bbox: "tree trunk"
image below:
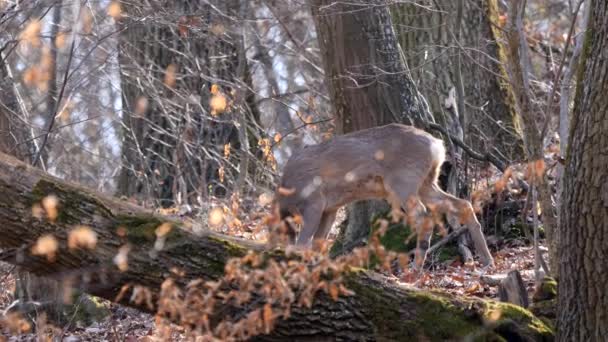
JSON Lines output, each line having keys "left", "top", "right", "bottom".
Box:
{"left": 117, "top": 0, "right": 250, "bottom": 206}
{"left": 310, "top": 0, "right": 432, "bottom": 254}
{"left": 503, "top": 1, "right": 558, "bottom": 273}
{"left": 392, "top": 0, "right": 523, "bottom": 164}
{"left": 557, "top": 1, "right": 608, "bottom": 340}
{"left": 0, "top": 151, "right": 552, "bottom": 340}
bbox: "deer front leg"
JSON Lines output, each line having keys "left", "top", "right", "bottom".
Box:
{"left": 295, "top": 202, "right": 325, "bottom": 247}
{"left": 313, "top": 209, "right": 337, "bottom": 242}
{"left": 458, "top": 205, "right": 494, "bottom": 267}
{"left": 384, "top": 176, "right": 431, "bottom": 270}
{"left": 421, "top": 183, "right": 495, "bottom": 267}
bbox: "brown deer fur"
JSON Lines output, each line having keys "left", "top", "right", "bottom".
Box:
{"left": 276, "top": 124, "right": 494, "bottom": 267}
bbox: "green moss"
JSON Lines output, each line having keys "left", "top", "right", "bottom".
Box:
{"left": 114, "top": 214, "right": 165, "bottom": 244}
{"left": 409, "top": 291, "right": 481, "bottom": 339}
{"left": 345, "top": 271, "right": 553, "bottom": 341}
{"left": 540, "top": 277, "right": 557, "bottom": 298}
{"left": 436, "top": 244, "right": 459, "bottom": 262}
{"left": 486, "top": 301, "right": 554, "bottom": 341}
{"left": 63, "top": 294, "right": 110, "bottom": 326}
{"left": 31, "top": 179, "right": 114, "bottom": 224}
{"left": 207, "top": 235, "right": 248, "bottom": 258}
{"left": 372, "top": 220, "right": 415, "bottom": 253}
{"left": 485, "top": 0, "right": 525, "bottom": 157}
{"left": 346, "top": 275, "right": 482, "bottom": 341}
{"left": 369, "top": 211, "right": 457, "bottom": 262}
{"left": 533, "top": 277, "right": 557, "bottom": 302}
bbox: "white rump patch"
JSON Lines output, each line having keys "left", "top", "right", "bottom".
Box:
{"left": 429, "top": 138, "right": 446, "bottom": 166}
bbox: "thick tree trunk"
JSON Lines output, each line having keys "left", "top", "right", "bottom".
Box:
{"left": 557, "top": 1, "right": 608, "bottom": 340}
{"left": 310, "top": 0, "right": 432, "bottom": 254}
{"left": 0, "top": 151, "right": 552, "bottom": 340}
{"left": 392, "top": 0, "right": 523, "bottom": 163}
{"left": 117, "top": 0, "right": 247, "bottom": 205}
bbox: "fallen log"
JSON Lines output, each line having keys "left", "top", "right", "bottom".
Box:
{"left": 0, "top": 152, "right": 553, "bottom": 341}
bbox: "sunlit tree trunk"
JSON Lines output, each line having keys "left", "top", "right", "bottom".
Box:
{"left": 557, "top": 1, "right": 608, "bottom": 339}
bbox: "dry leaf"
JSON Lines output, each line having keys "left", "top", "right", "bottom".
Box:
{"left": 135, "top": 96, "right": 148, "bottom": 116}
{"left": 277, "top": 187, "right": 296, "bottom": 196}
{"left": 31, "top": 203, "right": 44, "bottom": 219}
{"left": 224, "top": 143, "right": 231, "bottom": 158}
{"left": 114, "top": 245, "right": 131, "bottom": 271}
{"left": 164, "top": 64, "right": 177, "bottom": 88}
{"left": 55, "top": 31, "right": 69, "bottom": 49}
{"left": 210, "top": 94, "right": 227, "bottom": 115}
{"left": 68, "top": 225, "right": 98, "bottom": 250}
{"left": 209, "top": 207, "right": 224, "bottom": 226}
{"left": 41, "top": 195, "right": 59, "bottom": 222}
{"left": 81, "top": 10, "right": 93, "bottom": 34}
{"left": 31, "top": 234, "right": 58, "bottom": 261}
{"left": 155, "top": 222, "right": 172, "bottom": 237}
{"left": 210, "top": 23, "right": 225, "bottom": 36}
{"left": 19, "top": 20, "right": 41, "bottom": 48}
{"left": 107, "top": 1, "right": 122, "bottom": 19}
{"left": 258, "top": 192, "right": 273, "bottom": 206}
{"left": 210, "top": 84, "right": 220, "bottom": 95}
{"left": 218, "top": 166, "right": 225, "bottom": 183}
{"left": 262, "top": 303, "right": 274, "bottom": 333}
{"left": 329, "top": 283, "right": 339, "bottom": 301}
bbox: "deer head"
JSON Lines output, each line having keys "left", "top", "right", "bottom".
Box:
{"left": 276, "top": 123, "right": 494, "bottom": 268}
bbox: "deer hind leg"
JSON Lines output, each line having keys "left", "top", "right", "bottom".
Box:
{"left": 295, "top": 201, "right": 325, "bottom": 247}
{"left": 420, "top": 182, "right": 495, "bottom": 267}
{"left": 313, "top": 209, "right": 337, "bottom": 242}
{"left": 384, "top": 175, "right": 431, "bottom": 270}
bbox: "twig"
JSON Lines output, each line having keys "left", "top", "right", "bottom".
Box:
{"left": 532, "top": 184, "right": 541, "bottom": 282}
{"left": 271, "top": 118, "right": 333, "bottom": 148}
{"left": 454, "top": 0, "right": 467, "bottom": 139}
{"left": 425, "top": 227, "right": 467, "bottom": 255}
{"left": 427, "top": 122, "right": 507, "bottom": 171}
{"left": 32, "top": 27, "right": 77, "bottom": 167}
{"left": 540, "top": 0, "right": 586, "bottom": 139}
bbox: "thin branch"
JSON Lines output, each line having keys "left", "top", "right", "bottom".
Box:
{"left": 427, "top": 122, "right": 507, "bottom": 172}
{"left": 540, "top": 0, "right": 586, "bottom": 139}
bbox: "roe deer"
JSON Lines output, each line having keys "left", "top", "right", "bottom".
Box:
{"left": 276, "top": 123, "right": 494, "bottom": 268}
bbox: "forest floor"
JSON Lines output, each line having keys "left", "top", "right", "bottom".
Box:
{"left": 0, "top": 238, "right": 545, "bottom": 341}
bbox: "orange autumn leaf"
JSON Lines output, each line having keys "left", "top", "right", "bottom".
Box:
{"left": 107, "top": 1, "right": 122, "bottom": 19}
{"left": 210, "top": 94, "right": 227, "bottom": 115}
{"left": 68, "top": 225, "right": 98, "bottom": 250}
{"left": 164, "top": 64, "right": 177, "bottom": 88}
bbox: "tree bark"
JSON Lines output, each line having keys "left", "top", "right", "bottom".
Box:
{"left": 117, "top": 0, "right": 249, "bottom": 206}
{"left": 557, "top": 1, "right": 608, "bottom": 340}
{"left": 392, "top": 0, "right": 523, "bottom": 163}
{"left": 310, "top": 0, "right": 432, "bottom": 254}
{"left": 0, "top": 151, "right": 553, "bottom": 341}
